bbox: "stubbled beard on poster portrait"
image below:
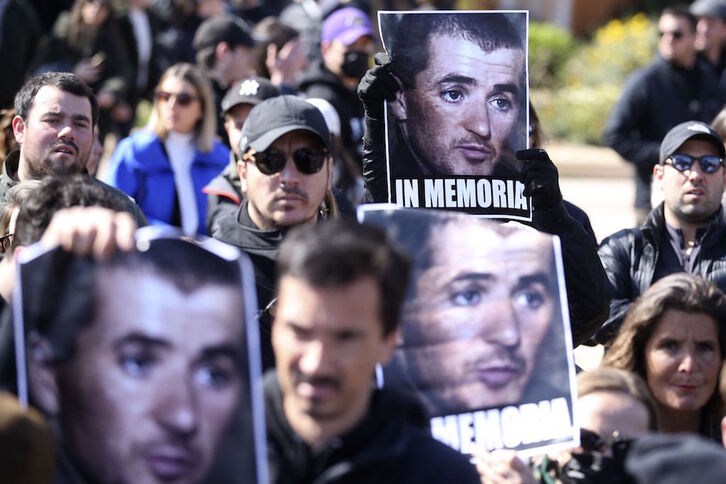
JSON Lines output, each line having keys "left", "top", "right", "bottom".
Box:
{"left": 378, "top": 10, "right": 531, "bottom": 220}
{"left": 9, "top": 227, "right": 269, "bottom": 484}
{"left": 358, "top": 206, "right": 579, "bottom": 458}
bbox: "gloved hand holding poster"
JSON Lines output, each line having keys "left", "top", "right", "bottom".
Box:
{"left": 359, "top": 205, "right": 579, "bottom": 457}
{"left": 377, "top": 10, "right": 531, "bottom": 220}
{"left": 11, "top": 227, "right": 268, "bottom": 484}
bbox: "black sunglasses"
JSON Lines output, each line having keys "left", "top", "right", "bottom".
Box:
{"left": 665, "top": 153, "right": 724, "bottom": 174}
{"left": 659, "top": 30, "right": 684, "bottom": 40}
{"left": 155, "top": 91, "right": 197, "bottom": 107}
{"left": 580, "top": 428, "right": 633, "bottom": 460}
{"left": 247, "top": 148, "right": 328, "bottom": 175}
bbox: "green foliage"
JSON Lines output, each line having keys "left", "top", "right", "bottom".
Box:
{"left": 528, "top": 22, "right": 577, "bottom": 89}
{"left": 534, "top": 13, "right": 656, "bottom": 145}
{"left": 532, "top": 85, "right": 621, "bottom": 145}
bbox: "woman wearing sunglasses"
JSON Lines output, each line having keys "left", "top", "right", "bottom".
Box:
{"left": 603, "top": 273, "right": 726, "bottom": 443}
{"left": 107, "top": 63, "right": 229, "bottom": 235}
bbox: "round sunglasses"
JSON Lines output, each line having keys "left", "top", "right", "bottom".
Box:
{"left": 665, "top": 154, "right": 725, "bottom": 174}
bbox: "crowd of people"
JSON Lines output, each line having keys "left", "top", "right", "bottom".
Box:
{"left": 3, "top": 0, "right": 726, "bottom": 483}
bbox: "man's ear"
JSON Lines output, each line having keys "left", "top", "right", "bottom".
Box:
{"left": 390, "top": 88, "right": 408, "bottom": 122}
{"left": 215, "top": 41, "right": 230, "bottom": 63}
{"left": 11, "top": 115, "right": 26, "bottom": 145}
{"left": 26, "top": 331, "right": 60, "bottom": 417}
{"left": 653, "top": 163, "right": 665, "bottom": 188}
{"left": 238, "top": 159, "right": 248, "bottom": 193}
{"left": 377, "top": 328, "right": 399, "bottom": 366}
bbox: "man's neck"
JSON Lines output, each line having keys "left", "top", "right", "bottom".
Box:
{"left": 282, "top": 391, "right": 371, "bottom": 450}
{"left": 663, "top": 209, "right": 712, "bottom": 247}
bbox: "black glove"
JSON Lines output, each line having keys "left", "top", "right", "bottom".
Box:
{"left": 517, "top": 148, "right": 563, "bottom": 211}
{"left": 357, "top": 52, "right": 400, "bottom": 119}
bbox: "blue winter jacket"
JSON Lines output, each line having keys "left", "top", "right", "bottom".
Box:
{"left": 108, "top": 129, "right": 229, "bottom": 235}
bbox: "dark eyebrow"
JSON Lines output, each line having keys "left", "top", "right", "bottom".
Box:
{"left": 490, "top": 83, "right": 520, "bottom": 97}
{"left": 436, "top": 74, "right": 477, "bottom": 87}
{"left": 449, "top": 273, "right": 494, "bottom": 283}
{"left": 514, "top": 273, "right": 552, "bottom": 292}
{"left": 71, "top": 114, "right": 91, "bottom": 123}
{"left": 112, "top": 332, "right": 171, "bottom": 351}
{"left": 197, "top": 344, "right": 242, "bottom": 362}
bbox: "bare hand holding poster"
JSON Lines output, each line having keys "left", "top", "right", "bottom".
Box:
{"left": 12, "top": 228, "right": 268, "bottom": 484}
{"left": 379, "top": 10, "right": 531, "bottom": 220}
{"left": 359, "top": 205, "right": 579, "bottom": 457}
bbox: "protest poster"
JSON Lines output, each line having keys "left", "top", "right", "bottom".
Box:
{"left": 359, "top": 205, "right": 579, "bottom": 457}
{"left": 12, "top": 227, "right": 268, "bottom": 484}
{"left": 378, "top": 10, "right": 531, "bottom": 220}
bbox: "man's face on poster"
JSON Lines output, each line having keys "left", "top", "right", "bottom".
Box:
{"left": 397, "top": 221, "right": 554, "bottom": 415}
{"left": 392, "top": 33, "right": 524, "bottom": 176}
{"left": 49, "top": 269, "right": 244, "bottom": 483}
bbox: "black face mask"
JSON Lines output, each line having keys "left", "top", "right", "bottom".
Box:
{"left": 341, "top": 50, "right": 369, "bottom": 79}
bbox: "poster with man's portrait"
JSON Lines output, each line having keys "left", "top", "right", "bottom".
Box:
{"left": 359, "top": 205, "right": 578, "bottom": 457}
{"left": 12, "top": 227, "right": 268, "bottom": 484}
{"left": 379, "top": 10, "right": 531, "bottom": 220}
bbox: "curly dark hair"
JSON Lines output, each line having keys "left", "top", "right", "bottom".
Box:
{"left": 12, "top": 174, "right": 126, "bottom": 251}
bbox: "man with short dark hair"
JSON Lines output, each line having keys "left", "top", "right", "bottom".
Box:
{"left": 691, "top": 0, "right": 726, "bottom": 81}
{"left": 384, "top": 12, "right": 526, "bottom": 178}
{"left": 266, "top": 219, "right": 480, "bottom": 483}
{"left": 212, "top": 94, "right": 335, "bottom": 369}
{"left": 1, "top": 72, "right": 146, "bottom": 224}
{"left": 22, "top": 238, "right": 253, "bottom": 483}
{"left": 193, "top": 15, "right": 258, "bottom": 141}
{"left": 604, "top": 6, "right": 723, "bottom": 222}
{"left": 597, "top": 120, "right": 726, "bottom": 344}
{"left": 203, "top": 76, "right": 281, "bottom": 233}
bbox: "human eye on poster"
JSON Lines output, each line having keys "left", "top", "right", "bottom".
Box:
{"left": 358, "top": 205, "right": 579, "bottom": 457}
{"left": 12, "top": 227, "right": 268, "bottom": 484}
{"left": 378, "top": 10, "right": 531, "bottom": 221}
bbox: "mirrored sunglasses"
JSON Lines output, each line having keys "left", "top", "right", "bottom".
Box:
{"left": 665, "top": 153, "right": 724, "bottom": 174}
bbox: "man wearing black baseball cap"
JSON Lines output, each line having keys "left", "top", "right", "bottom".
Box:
{"left": 596, "top": 120, "right": 726, "bottom": 345}
{"left": 691, "top": 0, "right": 726, "bottom": 79}
{"left": 212, "top": 95, "right": 335, "bottom": 370}
{"left": 204, "top": 77, "right": 280, "bottom": 233}
{"left": 193, "top": 14, "right": 258, "bottom": 140}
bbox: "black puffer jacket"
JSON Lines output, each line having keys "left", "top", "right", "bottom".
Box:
{"left": 264, "top": 372, "right": 480, "bottom": 484}
{"left": 595, "top": 203, "right": 726, "bottom": 345}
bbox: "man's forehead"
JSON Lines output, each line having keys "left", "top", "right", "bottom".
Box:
{"left": 270, "top": 129, "right": 325, "bottom": 150}
{"left": 30, "top": 85, "right": 92, "bottom": 117}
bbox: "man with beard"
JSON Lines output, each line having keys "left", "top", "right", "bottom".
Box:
{"left": 212, "top": 95, "right": 336, "bottom": 370}
{"left": 1, "top": 71, "right": 145, "bottom": 224}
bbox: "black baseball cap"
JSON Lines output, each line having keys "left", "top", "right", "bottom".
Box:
{"left": 659, "top": 121, "right": 726, "bottom": 163}
{"left": 239, "top": 95, "right": 331, "bottom": 154}
{"left": 221, "top": 77, "right": 280, "bottom": 115}
{"left": 193, "top": 15, "right": 255, "bottom": 51}
{"left": 691, "top": 0, "right": 726, "bottom": 19}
